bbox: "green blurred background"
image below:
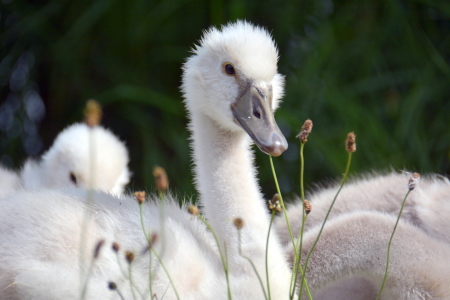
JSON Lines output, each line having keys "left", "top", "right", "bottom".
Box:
{"left": 1, "top": 0, "right": 449, "bottom": 201}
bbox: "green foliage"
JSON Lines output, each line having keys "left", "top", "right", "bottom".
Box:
{"left": 1, "top": 0, "right": 449, "bottom": 200}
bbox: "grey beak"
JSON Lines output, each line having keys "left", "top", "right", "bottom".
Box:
{"left": 231, "top": 82, "right": 288, "bottom": 157}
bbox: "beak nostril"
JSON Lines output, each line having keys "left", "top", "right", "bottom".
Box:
{"left": 253, "top": 107, "right": 262, "bottom": 119}
{"left": 251, "top": 95, "right": 263, "bottom": 119}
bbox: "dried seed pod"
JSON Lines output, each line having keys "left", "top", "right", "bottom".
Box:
{"left": 125, "top": 251, "right": 135, "bottom": 264}
{"left": 408, "top": 172, "right": 420, "bottom": 191}
{"left": 296, "top": 119, "right": 313, "bottom": 144}
{"left": 142, "top": 233, "right": 159, "bottom": 254}
{"left": 233, "top": 217, "right": 245, "bottom": 230}
{"left": 84, "top": 99, "right": 102, "bottom": 127}
{"left": 93, "top": 239, "right": 105, "bottom": 259}
{"left": 134, "top": 191, "right": 146, "bottom": 204}
{"left": 268, "top": 193, "right": 282, "bottom": 212}
{"left": 304, "top": 200, "right": 312, "bottom": 215}
{"left": 153, "top": 166, "right": 169, "bottom": 192}
{"left": 346, "top": 132, "right": 356, "bottom": 153}
{"left": 112, "top": 242, "right": 120, "bottom": 253}
{"left": 187, "top": 205, "right": 199, "bottom": 215}
{"left": 108, "top": 281, "right": 117, "bottom": 290}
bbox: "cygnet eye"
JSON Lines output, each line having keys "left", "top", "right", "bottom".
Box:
{"left": 223, "top": 63, "right": 235, "bottom": 76}
{"left": 69, "top": 172, "right": 77, "bottom": 185}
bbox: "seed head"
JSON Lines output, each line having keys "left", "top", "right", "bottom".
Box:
{"left": 233, "top": 217, "right": 245, "bottom": 230}
{"left": 153, "top": 166, "right": 169, "bottom": 192}
{"left": 134, "top": 191, "right": 146, "bottom": 204}
{"left": 408, "top": 172, "right": 420, "bottom": 190}
{"left": 84, "top": 99, "right": 102, "bottom": 127}
{"left": 187, "top": 205, "right": 199, "bottom": 215}
{"left": 268, "top": 193, "right": 282, "bottom": 212}
{"left": 125, "top": 251, "right": 135, "bottom": 264}
{"left": 108, "top": 281, "right": 117, "bottom": 290}
{"left": 142, "top": 233, "right": 159, "bottom": 254}
{"left": 93, "top": 239, "right": 105, "bottom": 259}
{"left": 346, "top": 132, "right": 356, "bottom": 153}
{"left": 296, "top": 119, "right": 313, "bottom": 144}
{"left": 304, "top": 200, "right": 312, "bottom": 215}
{"left": 112, "top": 242, "right": 120, "bottom": 253}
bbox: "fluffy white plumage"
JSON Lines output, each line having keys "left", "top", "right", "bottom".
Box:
{"left": 9, "top": 123, "right": 131, "bottom": 195}
{"left": 183, "top": 21, "right": 285, "bottom": 132}
{"left": 0, "top": 190, "right": 219, "bottom": 299}
{"left": 182, "top": 20, "right": 291, "bottom": 298}
{"left": 295, "top": 211, "right": 450, "bottom": 299}
{"left": 275, "top": 172, "right": 450, "bottom": 245}
{"left": 0, "top": 165, "right": 21, "bottom": 196}
{"left": 276, "top": 172, "right": 450, "bottom": 299}
{"left": 2, "top": 20, "right": 445, "bottom": 300}
{"left": 0, "top": 21, "right": 291, "bottom": 299}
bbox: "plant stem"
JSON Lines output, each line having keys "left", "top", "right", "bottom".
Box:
{"left": 269, "top": 156, "right": 312, "bottom": 299}
{"left": 300, "top": 143, "right": 306, "bottom": 202}
{"left": 151, "top": 249, "right": 180, "bottom": 300}
{"left": 293, "top": 142, "right": 310, "bottom": 300}
{"left": 269, "top": 157, "right": 295, "bottom": 248}
{"left": 80, "top": 259, "right": 94, "bottom": 300}
{"left": 238, "top": 229, "right": 268, "bottom": 300}
{"left": 265, "top": 211, "right": 276, "bottom": 300}
{"left": 197, "top": 214, "right": 232, "bottom": 300}
{"left": 114, "top": 287, "right": 126, "bottom": 300}
{"left": 299, "top": 152, "right": 352, "bottom": 298}
{"left": 139, "top": 203, "right": 149, "bottom": 241}
{"left": 139, "top": 203, "right": 154, "bottom": 298}
{"left": 80, "top": 130, "right": 96, "bottom": 300}
{"left": 139, "top": 199, "right": 179, "bottom": 300}
{"left": 114, "top": 252, "right": 129, "bottom": 278}
{"left": 293, "top": 214, "right": 308, "bottom": 300}
{"left": 375, "top": 189, "right": 412, "bottom": 300}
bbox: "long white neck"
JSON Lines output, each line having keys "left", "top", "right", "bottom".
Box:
{"left": 189, "top": 111, "right": 291, "bottom": 297}
{"left": 191, "top": 112, "right": 269, "bottom": 253}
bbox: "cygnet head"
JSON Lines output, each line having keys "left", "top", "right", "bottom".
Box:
{"left": 182, "top": 21, "right": 288, "bottom": 156}
{"left": 21, "top": 123, "right": 130, "bottom": 195}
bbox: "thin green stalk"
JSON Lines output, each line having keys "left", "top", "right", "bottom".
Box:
{"left": 148, "top": 250, "right": 153, "bottom": 299}
{"left": 293, "top": 215, "right": 308, "bottom": 300}
{"left": 269, "top": 157, "right": 294, "bottom": 246}
{"left": 299, "top": 143, "right": 306, "bottom": 202}
{"left": 375, "top": 189, "right": 412, "bottom": 300}
{"left": 139, "top": 203, "right": 154, "bottom": 298}
{"left": 80, "top": 130, "right": 96, "bottom": 300}
{"left": 269, "top": 156, "right": 312, "bottom": 300}
{"left": 80, "top": 259, "right": 95, "bottom": 300}
{"left": 128, "top": 263, "right": 137, "bottom": 300}
{"left": 265, "top": 211, "right": 276, "bottom": 300}
{"left": 270, "top": 155, "right": 296, "bottom": 297}
{"left": 139, "top": 204, "right": 149, "bottom": 241}
{"left": 156, "top": 196, "right": 167, "bottom": 275}
{"left": 160, "top": 284, "right": 170, "bottom": 299}
{"left": 294, "top": 142, "right": 308, "bottom": 300}
{"left": 197, "top": 214, "right": 232, "bottom": 300}
{"left": 112, "top": 286, "right": 126, "bottom": 300}
{"left": 238, "top": 229, "right": 268, "bottom": 300}
{"left": 151, "top": 249, "right": 180, "bottom": 300}
{"left": 224, "top": 243, "right": 229, "bottom": 292}
{"left": 139, "top": 203, "right": 154, "bottom": 299}
{"left": 299, "top": 152, "right": 353, "bottom": 298}
{"left": 114, "top": 252, "right": 129, "bottom": 278}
